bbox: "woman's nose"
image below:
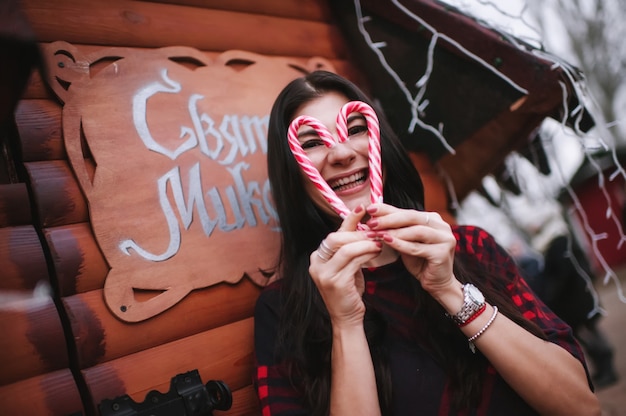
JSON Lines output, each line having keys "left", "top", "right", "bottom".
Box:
{"left": 327, "top": 141, "right": 356, "bottom": 165}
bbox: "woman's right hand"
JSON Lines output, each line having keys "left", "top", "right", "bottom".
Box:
{"left": 308, "top": 204, "right": 382, "bottom": 328}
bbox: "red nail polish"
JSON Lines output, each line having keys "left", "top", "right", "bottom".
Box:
{"left": 366, "top": 205, "right": 378, "bottom": 214}
{"left": 354, "top": 204, "right": 364, "bottom": 213}
{"left": 383, "top": 233, "right": 393, "bottom": 243}
{"left": 366, "top": 231, "right": 377, "bottom": 238}
{"left": 368, "top": 219, "right": 379, "bottom": 228}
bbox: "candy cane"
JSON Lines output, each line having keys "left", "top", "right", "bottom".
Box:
{"left": 287, "top": 116, "right": 351, "bottom": 218}
{"left": 337, "top": 101, "right": 382, "bottom": 204}
{"left": 287, "top": 101, "right": 383, "bottom": 227}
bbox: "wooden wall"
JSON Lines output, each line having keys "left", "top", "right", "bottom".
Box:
{"left": 0, "top": 0, "right": 452, "bottom": 415}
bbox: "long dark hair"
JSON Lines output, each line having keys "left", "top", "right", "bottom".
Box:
{"left": 266, "top": 70, "right": 545, "bottom": 414}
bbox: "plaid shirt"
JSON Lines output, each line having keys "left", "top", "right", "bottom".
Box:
{"left": 254, "top": 225, "right": 589, "bottom": 415}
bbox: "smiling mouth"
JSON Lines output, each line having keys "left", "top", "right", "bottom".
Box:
{"left": 329, "top": 170, "right": 367, "bottom": 192}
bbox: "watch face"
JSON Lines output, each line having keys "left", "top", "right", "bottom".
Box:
{"left": 467, "top": 284, "right": 485, "bottom": 304}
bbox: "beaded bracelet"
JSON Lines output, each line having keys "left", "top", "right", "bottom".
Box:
{"left": 468, "top": 305, "right": 498, "bottom": 353}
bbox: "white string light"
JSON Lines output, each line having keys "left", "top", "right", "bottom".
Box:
{"left": 353, "top": 0, "right": 626, "bottom": 306}
{"left": 454, "top": 1, "right": 626, "bottom": 306}
{"left": 352, "top": 0, "right": 535, "bottom": 155}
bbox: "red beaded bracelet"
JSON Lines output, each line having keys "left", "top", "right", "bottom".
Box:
{"left": 458, "top": 303, "right": 487, "bottom": 327}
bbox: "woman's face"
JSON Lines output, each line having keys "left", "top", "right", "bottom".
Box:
{"left": 292, "top": 91, "right": 373, "bottom": 215}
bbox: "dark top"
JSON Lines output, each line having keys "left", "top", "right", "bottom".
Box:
{"left": 254, "top": 225, "right": 590, "bottom": 415}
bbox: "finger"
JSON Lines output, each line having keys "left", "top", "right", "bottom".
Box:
{"left": 338, "top": 204, "right": 368, "bottom": 232}
{"left": 367, "top": 207, "right": 438, "bottom": 230}
{"left": 337, "top": 238, "right": 382, "bottom": 261}
{"left": 385, "top": 237, "right": 442, "bottom": 259}
{"left": 383, "top": 224, "right": 436, "bottom": 243}
{"left": 380, "top": 226, "right": 456, "bottom": 257}
{"left": 316, "top": 250, "right": 382, "bottom": 290}
{"left": 311, "top": 239, "right": 381, "bottom": 273}
{"left": 315, "top": 239, "right": 336, "bottom": 262}
{"left": 318, "top": 229, "right": 370, "bottom": 260}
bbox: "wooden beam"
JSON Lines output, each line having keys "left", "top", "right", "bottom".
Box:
{"left": 0, "top": 370, "right": 83, "bottom": 415}
{"left": 0, "top": 297, "right": 69, "bottom": 385}
{"left": 143, "top": 0, "right": 332, "bottom": 21}
{"left": 82, "top": 317, "right": 256, "bottom": 412}
{"left": 64, "top": 280, "right": 260, "bottom": 367}
{"left": 437, "top": 110, "right": 546, "bottom": 201}
{"left": 20, "top": 0, "right": 348, "bottom": 58}
{"left": 44, "top": 223, "right": 109, "bottom": 296}
{"left": 0, "top": 225, "right": 48, "bottom": 291}
{"left": 0, "top": 184, "right": 32, "bottom": 226}
{"left": 15, "top": 99, "right": 65, "bottom": 162}
{"left": 24, "top": 160, "right": 88, "bottom": 227}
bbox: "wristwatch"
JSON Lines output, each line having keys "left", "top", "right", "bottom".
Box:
{"left": 452, "top": 283, "right": 486, "bottom": 325}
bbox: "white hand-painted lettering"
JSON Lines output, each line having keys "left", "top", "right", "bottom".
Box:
{"left": 124, "top": 69, "right": 277, "bottom": 261}
{"left": 119, "top": 168, "right": 182, "bottom": 261}
{"left": 228, "top": 161, "right": 270, "bottom": 227}
{"left": 189, "top": 94, "right": 223, "bottom": 160}
{"left": 134, "top": 69, "right": 198, "bottom": 160}
{"left": 119, "top": 161, "right": 276, "bottom": 260}
{"left": 133, "top": 70, "right": 269, "bottom": 163}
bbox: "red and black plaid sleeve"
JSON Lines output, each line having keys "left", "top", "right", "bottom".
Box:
{"left": 453, "top": 225, "right": 590, "bottom": 374}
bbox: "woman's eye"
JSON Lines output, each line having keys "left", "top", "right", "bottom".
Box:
{"left": 301, "top": 138, "right": 325, "bottom": 149}
{"left": 348, "top": 125, "right": 368, "bottom": 137}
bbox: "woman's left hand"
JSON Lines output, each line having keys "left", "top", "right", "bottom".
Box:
{"left": 367, "top": 205, "right": 601, "bottom": 416}
{"left": 365, "top": 203, "right": 457, "bottom": 295}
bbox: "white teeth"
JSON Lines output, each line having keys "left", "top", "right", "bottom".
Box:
{"left": 329, "top": 172, "right": 366, "bottom": 191}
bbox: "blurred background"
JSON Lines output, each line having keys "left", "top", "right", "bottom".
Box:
{"left": 446, "top": 1, "right": 625, "bottom": 413}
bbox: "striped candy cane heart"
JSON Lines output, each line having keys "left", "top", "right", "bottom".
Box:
{"left": 287, "top": 101, "right": 382, "bottom": 229}
{"left": 287, "top": 115, "right": 352, "bottom": 219}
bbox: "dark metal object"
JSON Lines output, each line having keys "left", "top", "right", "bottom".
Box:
{"left": 98, "top": 370, "right": 232, "bottom": 416}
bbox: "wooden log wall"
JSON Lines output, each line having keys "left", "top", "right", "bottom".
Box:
{"left": 0, "top": 0, "right": 453, "bottom": 415}
{"left": 0, "top": 187, "right": 84, "bottom": 414}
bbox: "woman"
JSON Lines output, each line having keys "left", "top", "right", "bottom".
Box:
{"left": 254, "top": 71, "right": 599, "bottom": 415}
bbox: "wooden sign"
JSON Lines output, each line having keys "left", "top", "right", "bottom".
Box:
{"left": 43, "top": 41, "right": 333, "bottom": 322}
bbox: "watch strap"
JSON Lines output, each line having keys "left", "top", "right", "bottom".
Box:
{"left": 451, "top": 283, "right": 486, "bottom": 325}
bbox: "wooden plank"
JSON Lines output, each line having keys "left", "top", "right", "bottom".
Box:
{"left": 408, "top": 151, "right": 456, "bottom": 224}
{"left": 45, "top": 223, "right": 109, "bottom": 296}
{"left": 0, "top": 183, "right": 32, "bottom": 226}
{"left": 21, "top": 0, "right": 348, "bottom": 58}
{"left": 438, "top": 111, "right": 545, "bottom": 201}
{"left": 214, "top": 384, "right": 259, "bottom": 416}
{"left": 24, "top": 160, "right": 88, "bottom": 227}
{"left": 421, "top": 172, "right": 456, "bottom": 224}
{"left": 15, "top": 99, "right": 65, "bottom": 162}
{"left": 0, "top": 297, "right": 69, "bottom": 385}
{"left": 143, "top": 0, "right": 332, "bottom": 21}
{"left": 0, "top": 225, "right": 49, "bottom": 291}
{"left": 21, "top": 68, "right": 49, "bottom": 100}
{"left": 0, "top": 369, "right": 84, "bottom": 415}
{"left": 83, "top": 317, "right": 255, "bottom": 413}
{"left": 64, "top": 280, "right": 260, "bottom": 367}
